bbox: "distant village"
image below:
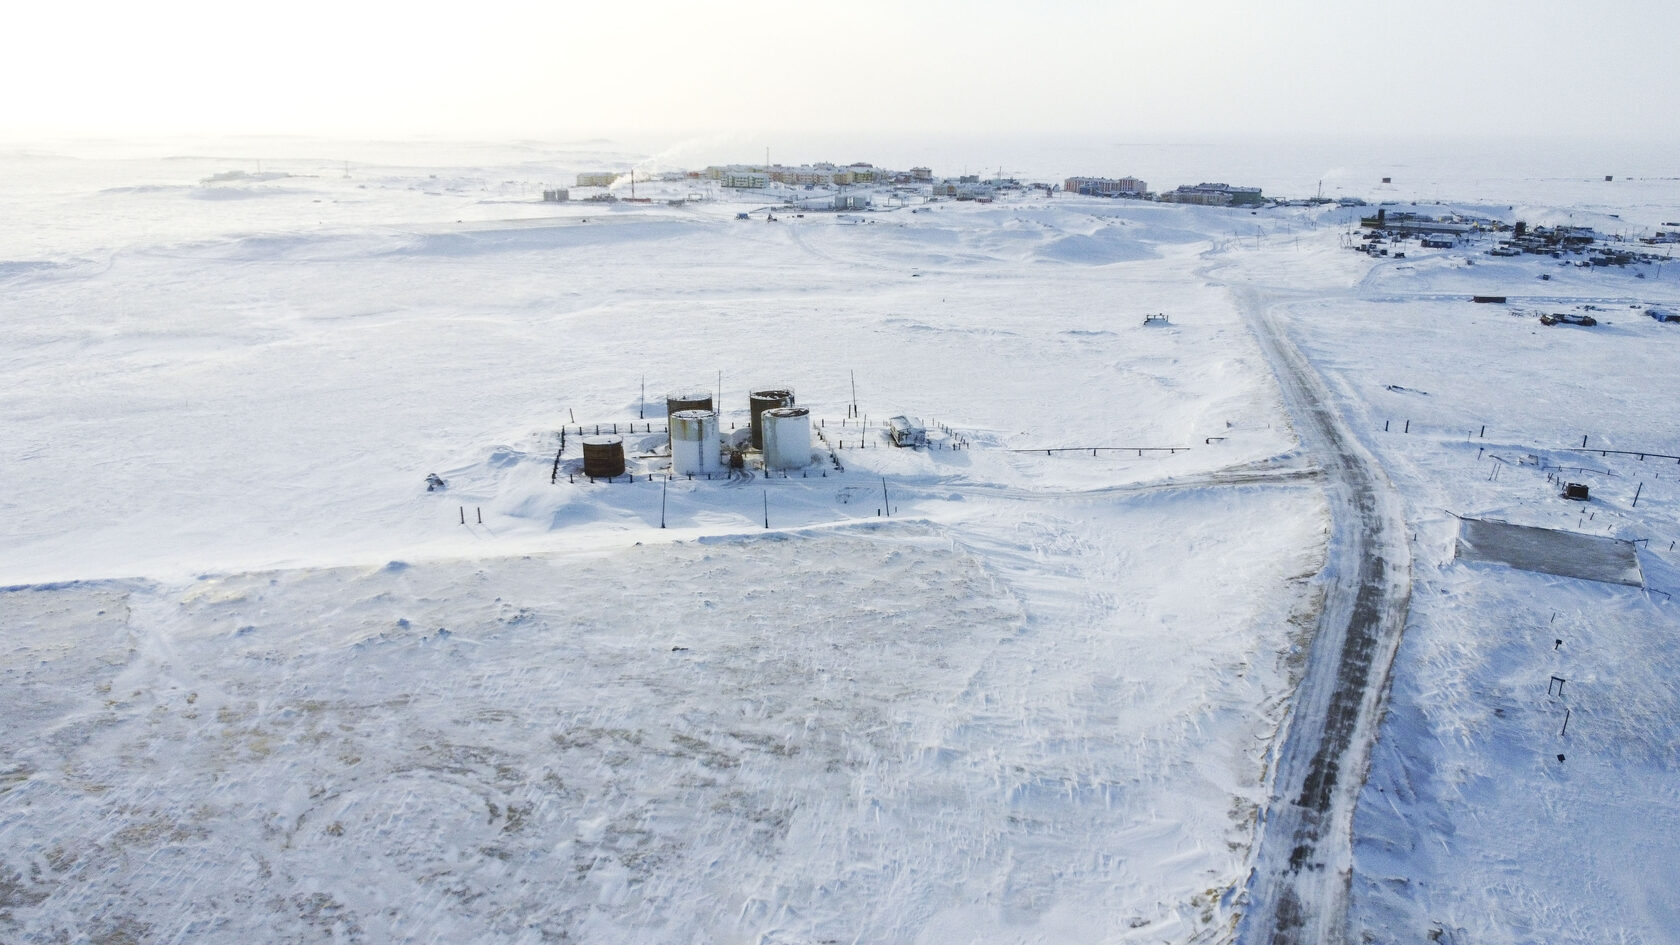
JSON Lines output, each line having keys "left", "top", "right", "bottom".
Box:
{"left": 1344, "top": 206, "right": 1676, "bottom": 325}
{"left": 536, "top": 157, "right": 1674, "bottom": 314}
{"left": 540, "top": 159, "right": 1371, "bottom": 211}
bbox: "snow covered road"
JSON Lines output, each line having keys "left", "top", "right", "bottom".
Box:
{"left": 1230, "top": 288, "right": 1412, "bottom": 945}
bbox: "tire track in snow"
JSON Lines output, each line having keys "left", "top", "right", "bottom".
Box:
{"left": 1229, "top": 287, "right": 1412, "bottom": 945}
{"left": 782, "top": 219, "right": 869, "bottom": 270}
{"left": 943, "top": 457, "right": 1322, "bottom": 501}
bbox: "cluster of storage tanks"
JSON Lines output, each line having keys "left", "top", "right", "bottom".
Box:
{"left": 578, "top": 387, "right": 814, "bottom": 479}
{"left": 667, "top": 387, "right": 811, "bottom": 475}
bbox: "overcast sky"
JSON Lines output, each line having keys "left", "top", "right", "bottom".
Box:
{"left": 5, "top": 0, "right": 1677, "bottom": 142}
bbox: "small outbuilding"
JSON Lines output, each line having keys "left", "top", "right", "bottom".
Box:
{"left": 886, "top": 415, "right": 926, "bottom": 448}
{"left": 1540, "top": 313, "right": 1596, "bottom": 327}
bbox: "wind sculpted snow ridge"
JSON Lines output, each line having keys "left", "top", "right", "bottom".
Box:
{"left": 1231, "top": 288, "right": 1413, "bottom": 945}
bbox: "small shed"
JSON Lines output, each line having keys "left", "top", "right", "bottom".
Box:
{"left": 1540, "top": 313, "right": 1596, "bottom": 327}
{"left": 886, "top": 415, "right": 926, "bottom": 448}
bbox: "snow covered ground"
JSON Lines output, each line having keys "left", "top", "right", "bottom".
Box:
{"left": 1212, "top": 219, "right": 1680, "bottom": 942}
{"left": 3, "top": 143, "right": 1326, "bottom": 944}
{"left": 3, "top": 139, "right": 1679, "bottom": 943}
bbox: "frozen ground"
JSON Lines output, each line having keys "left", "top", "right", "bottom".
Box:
{"left": 1219, "top": 224, "right": 1680, "bottom": 943}
{"left": 3, "top": 143, "right": 1327, "bottom": 944}
{"left": 4, "top": 139, "right": 1680, "bottom": 943}
{"left": 2, "top": 498, "right": 1323, "bottom": 944}
{"left": 1, "top": 148, "right": 1291, "bottom": 585}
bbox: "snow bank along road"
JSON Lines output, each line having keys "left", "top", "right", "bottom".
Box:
{"left": 1231, "top": 287, "right": 1412, "bottom": 945}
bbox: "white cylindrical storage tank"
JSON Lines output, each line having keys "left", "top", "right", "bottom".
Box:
{"left": 670, "top": 409, "right": 721, "bottom": 476}
{"left": 748, "top": 388, "right": 794, "bottom": 450}
{"left": 761, "top": 406, "right": 812, "bottom": 470}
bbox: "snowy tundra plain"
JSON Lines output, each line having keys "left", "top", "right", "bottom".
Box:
{"left": 3, "top": 140, "right": 1679, "bottom": 944}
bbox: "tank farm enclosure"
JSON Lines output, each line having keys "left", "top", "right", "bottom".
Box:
{"left": 549, "top": 379, "right": 974, "bottom": 490}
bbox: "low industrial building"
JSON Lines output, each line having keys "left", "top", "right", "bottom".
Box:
{"left": 934, "top": 181, "right": 994, "bottom": 202}
{"left": 1159, "top": 182, "right": 1265, "bottom": 206}
{"left": 1359, "top": 208, "right": 1478, "bottom": 237}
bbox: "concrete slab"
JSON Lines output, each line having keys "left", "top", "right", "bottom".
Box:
{"left": 1455, "top": 516, "right": 1643, "bottom": 587}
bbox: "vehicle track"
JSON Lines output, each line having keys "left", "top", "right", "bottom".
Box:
{"left": 940, "top": 456, "right": 1323, "bottom": 502}
{"left": 1230, "top": 288, "right": 1412, "bottom": 945}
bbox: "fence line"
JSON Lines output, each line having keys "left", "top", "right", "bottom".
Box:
{"left": 1380, "top": 421, "right": 1680, "bottom": 464}
{"left": 561, "top": 422, "right": 668, "bottom": 436}
{"left": 1007, "top": 446, "right": 1189, "bottom": 456}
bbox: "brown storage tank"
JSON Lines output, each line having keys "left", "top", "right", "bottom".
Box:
{"left": 665, "top": 389, "right": 714, "bottom": 422}
{"left": 581, "top": 435, "right": 626, "bottom": 478}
